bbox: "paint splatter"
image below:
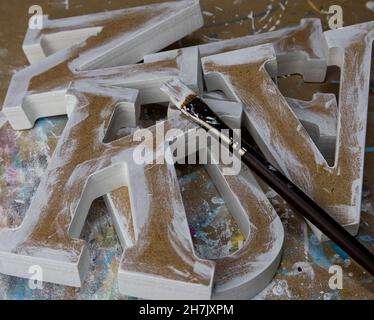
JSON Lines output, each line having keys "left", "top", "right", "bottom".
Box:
{"left": 366, "top": 1, "right": 374, "bottom": 11}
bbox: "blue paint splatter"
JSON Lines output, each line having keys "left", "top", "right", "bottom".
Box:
{"left": 7, "top": 277, "right": 33, "bottom": 300}
{"left": 329, "top": 242, "right": 349, "bottom": 260}
{"left": 308, "top": 235, "right": 331, "bottom": 269}
{"left": 323, "top": 290, "right": 340, "bottom": 300}
{"left": 359, "top": 234, "right": 374, "bottom": 242}
{"left": 366, "top": 146, "right": 374, "bottom": 153}
{"left": 206, "top": 180, "right": 215, "bottom": 189}
{"left": 330, "top": 80, "right": 340, "bottom": 85}
{"left": 179, "top": 171, "right": 199, "bottom": 186}
{"left": 103, "top": 251, "right": 114, "bottom": 266}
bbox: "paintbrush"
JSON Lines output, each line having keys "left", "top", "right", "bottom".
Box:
{"left": 160, "top": 78, "right": 374, "bottom": 276}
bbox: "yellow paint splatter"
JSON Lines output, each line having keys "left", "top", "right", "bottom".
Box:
{"left": 306, "top": 0, "right": 325, "bottom": 14}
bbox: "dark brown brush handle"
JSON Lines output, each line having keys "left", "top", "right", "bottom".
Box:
{"left": 240, "top": 144, "right": 374, "bottom": 276}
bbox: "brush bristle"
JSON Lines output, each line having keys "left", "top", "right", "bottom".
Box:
{"left": 160, "top": 78, "right": 197, "bottom": 109}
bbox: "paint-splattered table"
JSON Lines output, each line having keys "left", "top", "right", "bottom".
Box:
{"left": 0, "top": 0, "right": 373, "bottom": 300}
